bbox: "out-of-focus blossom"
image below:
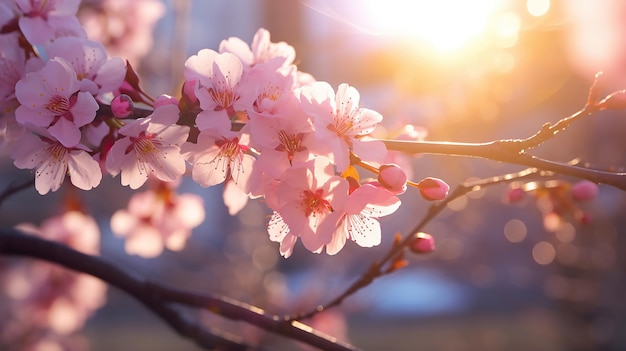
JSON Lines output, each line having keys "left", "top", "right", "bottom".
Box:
{"left": 13, "top": 0, "right": 85, "bottom": 44}
{"left": 110, "top": 182, "right": 205, "bottom": 258}
{"left": 78, "top": 0, "right": 165, "bottom": 67}
{"left": 0, "top": 211, "right": 106, "bottom": 339}
{"left": 571, "top": 180, "right": 599, "bottom": 201}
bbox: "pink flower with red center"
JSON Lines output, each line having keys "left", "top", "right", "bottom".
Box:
{"left": 326, "top": 183, "right": 401, "bottom": 255}
{"left": 14, "top": 57, "right": 99, "bottom": 147}
{"left": 110, "top": 182, "right": 205, "bottom": 258}
{"left": 182, "top": 129, "right": 255, "bottom": 192}
{"left": 266, "top": 157, "right": 349, "bottom": 257}
{"left": 11, "top": 132, "right": 102, "bottom": 195}
{"left": 300, "top": 82, "right": 387, "bottom": 171}
{"left": 106, "top": 104, "right": 189, "bottom": 189}
{"left": 184, "top": 49, "right": 254, "bottom": 129}
{"left": 248, "top": 93, "right": 318, "bottom": 187}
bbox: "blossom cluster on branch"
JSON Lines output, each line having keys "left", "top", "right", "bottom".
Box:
{"left": 2, "top": 1, "right": 625, "bottom": 351}
{"left": 0, "top": 0, "right": 448, "bottom": 260}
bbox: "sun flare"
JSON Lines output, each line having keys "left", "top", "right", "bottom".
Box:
{"left": 364, "top": 0, "right": 498, "bottom": 52}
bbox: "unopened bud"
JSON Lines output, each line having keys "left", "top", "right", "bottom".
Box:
{"left": 571, "top": 180, "right": 598, "bottom": 202}
{"left": 504, "top": 186, "right": 526, "bottom": 203}
{"left": 417, "top": 177, "right": 449, "bottom": 201}
{"left": 378, "top": 164, "right": 407, "bottom": 194}
{"left": 182, "top": 79, "right": 199, "bottom": 104}
{"left": 409, "top": 232, "right": 435, "bottom": 254}
{"left": 154, "top": 94, "right": 179, "bottom": 108}
{"left": 111, "top": 94, "right": 133, "bottom": 118}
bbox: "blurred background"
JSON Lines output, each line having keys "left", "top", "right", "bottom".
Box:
{"left": 2, "top": 0, "right": 626, "bottom": 350}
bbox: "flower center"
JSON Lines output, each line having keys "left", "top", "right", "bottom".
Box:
{"left": 275, "top": 130, "right": 307, "bottom": 164}
{"left": 45, "top": 95, "right": 70, "bottom": 115}
{"left": 301, "top": 189, "right": 332, "bottom": 217}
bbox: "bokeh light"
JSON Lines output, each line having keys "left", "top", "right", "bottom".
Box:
{"left": 363, "top": 0, "right": 498, "bottom": 52}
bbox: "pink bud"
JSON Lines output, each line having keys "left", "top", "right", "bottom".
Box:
{"left": 571, "top": 180, "right": 598, "bottom": 202}
{"left": 111, "top": 94, "right": 133, "bottom": 118}
{"left": 409, "top": 232, "right": 435, "bottom": 254}
{"left": 378, "top": 164, "right": 407, "bottom": 194}
{"left": 504, "top": 186, "right": 526, "bottom": 203}
{"left": 417, "top": 177, "right": 449, "bottom": 201}
{"left": 182, "top": 80, "right": 199, "bottom": 104}
{"left": 154, "top": 94, "right": 179, "bottom": 108}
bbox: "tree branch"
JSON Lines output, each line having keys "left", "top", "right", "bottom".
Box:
{"left": 382, "top": 139, "right": 626, "bottom": 190}
{"left": 0, "top": 228, "right": 361, "bottom": 351}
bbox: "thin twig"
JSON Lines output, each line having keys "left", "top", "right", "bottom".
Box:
{"left": 288, "top": 167, "right": 547, "bottom": 320}
{"left": 0, "top": 179, "right": 34, "bottom": 209}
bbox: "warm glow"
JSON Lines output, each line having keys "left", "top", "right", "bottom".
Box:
{"left": 364, "top": 0, "right": 498, "bottom": 52}
{"left": 527, "top": 0, "right": 550, "bottom": 17}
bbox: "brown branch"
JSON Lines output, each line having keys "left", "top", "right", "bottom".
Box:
{"left": 0, "top": 228, "right": 361, "bottom": 351}
{"left": 382, "top": 139, "right": 626, "bottom": 191}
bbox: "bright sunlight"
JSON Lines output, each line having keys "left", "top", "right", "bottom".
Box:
{"left": 363, "top": 0, "right": 499, "bottom": 52}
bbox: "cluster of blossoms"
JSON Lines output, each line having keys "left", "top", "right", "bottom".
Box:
{"left": 0, "top": 210, "right": 107, "bottom": 349}
{"left": 0, "top": 0, "right": 449, "bottom": 259}
{"left": 505, "top": 179, "right": 599, "bottom": 231}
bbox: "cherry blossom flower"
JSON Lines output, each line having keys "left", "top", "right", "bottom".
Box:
{"left": 11, "top": 132, "right": 102, "bottom": 195}
{"left": 47, "top": 36, "right": 126, "bottom": 96}
{"left": 14, "top": 57, "right": 99, "bottom": 147}
{"left": 300, "top": 82, "right": 387, "bottom": 172}
{"left": 2, "top": 211, "right": 106, "bottom": 335}
{"left": 326, "top": 183, "right": 401, "bottom": 255}
{"left": 14, "top": 0, "right": 85, "bottom": 44}
{"left": 106, "top": 103, "right": 189, "bottom": 189}
{"left": 110, "top": 182, "right": 205, "bottom": 258}
{"left": 266, "top": 158, "right": 349, "bottom": 257}
{"left": 219, "top": 27, "right": 296, "bottom": 70}
{"left": 184, "top": 49, "right": 254, "bottom": 128}
{"left": 0, "top": 33, "right": 44, "bottom": 111}
{"left": 182, "top": 128, "right": 255, "bottom": 192}
{"left": 248, "top": 93, "right": 316, "bottom": 175}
